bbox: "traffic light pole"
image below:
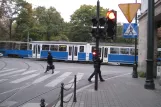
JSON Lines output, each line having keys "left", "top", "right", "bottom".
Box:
{"left": 132, "top": 0, "right": 138, "bottom": 78}
{"left": 94, "top": 0, "right": 100, "bottom": 91}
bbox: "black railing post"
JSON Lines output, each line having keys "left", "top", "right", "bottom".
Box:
{"left": 73, "top": 75, "right": 77, "bottom": 102}
{"left": 60, "top": 83, "right": 64, "bottom": 107}
{"left": 40, "top": 98, "right": 45, "bottom": 107}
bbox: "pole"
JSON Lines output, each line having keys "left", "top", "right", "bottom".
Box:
{"left": 144, "top": 0, "right": 155, "bottom": 89}
{"left": 27, "top": 31, "right": 29, "bottom": 50}
{"left": 73, "top": 75, "right": 77, "bottom": 102}
{"left": 132, "top": 0, "right": 138, "bottom": 78}
{"left": 94, "top": 0, "right": 100, "bottom": 91}
{"left": 60, "top": 83, "right": 64, "bottom": 107}
{"left": 9, "top": 19, "right": 12, "bottom": 40}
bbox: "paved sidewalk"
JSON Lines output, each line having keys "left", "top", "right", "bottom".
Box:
{"left": 60, "top": 74, "right": 161, "bottom": 107}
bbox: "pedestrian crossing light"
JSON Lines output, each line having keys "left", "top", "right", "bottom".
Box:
{"left": 106, "top": 10, "right": 117, "bottom": 40}
{"left": 91, "top": 17, "right": 98, "bottom": 38}
{"left": 99, "top": 17, "right": 106, "bottom": 37}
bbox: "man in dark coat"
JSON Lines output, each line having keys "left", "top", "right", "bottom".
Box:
{"left": 45, "top": 52, "right": 54, "bottom": 74}
{"left": 88, "top": 57, "right": 105, "bottom": 82}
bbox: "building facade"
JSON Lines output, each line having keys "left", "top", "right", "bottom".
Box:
{"left": 138, "top": 0, "right": 161, "bottom": 77}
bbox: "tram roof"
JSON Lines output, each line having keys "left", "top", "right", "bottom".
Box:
{"left": 30, "top": 41, "right": 88, "bottom": 45}
{"left": 0, "top": 40, "right": 136, "bottom": 47}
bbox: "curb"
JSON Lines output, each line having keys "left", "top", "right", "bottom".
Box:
{"left": 51, "top": 73, "right": 131, "bottom": 107}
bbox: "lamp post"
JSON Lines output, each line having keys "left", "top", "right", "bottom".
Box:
{"left": 144, "top": 0, "right": 155, "bottom": 90}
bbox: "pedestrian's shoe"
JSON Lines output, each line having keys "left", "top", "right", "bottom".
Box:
{"left": 88, "top": 78, "right": 92, "bottom": 82}
{"left": 100, "top": 79, "right": 105, "bottom": 82}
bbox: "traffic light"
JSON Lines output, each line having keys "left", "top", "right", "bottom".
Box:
{"left": 99, "top": 17, "right": 106, "bottom": 37}
{"left": 92, "top": 48, "right": 97, "bottom": 62}
{"left": 106, "top": 10, "right": 117, "bottom": 40}
{"left": 91, "top": 17, "right": 98, "bottom": 38}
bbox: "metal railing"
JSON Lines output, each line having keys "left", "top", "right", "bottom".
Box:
{"left": 40, "top": 75, "right": 77, "bottom": 107}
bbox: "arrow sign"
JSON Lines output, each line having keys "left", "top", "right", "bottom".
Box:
{"left": 118, "top": 3, "right": 141, "bottom": 23}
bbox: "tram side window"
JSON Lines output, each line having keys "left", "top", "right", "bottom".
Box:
{"left": 50, "top": 45, "right": 58, "bottom": 51}
{"left": 120, "top": 48, "right": 129, "bottom": 55}
{"left": 20, "top": 44, "right": 27, "bottom": 50}
{"left": 74, "top": 47, "right": 78, "bottom": 56}
{"left": 79, "top": 46, "right": 84, "bottom": 52}
{"left": 29, "top": 44, "right": 32, "bottom": 50}
{"left": 0, "top": 43, "right": 6, "bottom": 49}
{"left": 69, "top": 46, "right": 72, "bottom": 55}
{"left": 104, "top": 48, "right": 108, "bottom": 57}
{"left": 5, "top": 42, "right": 12, "bottom": 49}
{"left": 42, "top": 45, "right": 49, "bottom": 50}
{"left": 157, "top": 51, "right": 161, "bottom": 58}
{"left": 91, "top": 46, "right": 95, "bottom": 52}
{"left": 110, "top": 48, "right": 119, "bottom": 54}
{"left": 15, "top": 44, "right": 20, "bottom": 50}
{"left": 59, "top": 45, "right": 67, "bottom": 52}
{"left": 130, "top": 48, "right": 138, "bottom": 55}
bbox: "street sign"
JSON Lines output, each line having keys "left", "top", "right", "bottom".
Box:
{"left": 123, "top": 23, "right": 138, "bottom": 38}
{"left": 118, "top": 3, "right": 141, "bottom": 23}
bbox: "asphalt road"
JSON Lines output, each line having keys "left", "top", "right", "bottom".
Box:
{"left": 0, "top": 58, "right": 132, "bottom": 107}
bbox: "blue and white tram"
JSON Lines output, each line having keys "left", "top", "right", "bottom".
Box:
{"left": 30, "top": 41, "right": 90, "bottom": 61}
{"left": 0, "top": 41, "right": 139, "bottom": 64}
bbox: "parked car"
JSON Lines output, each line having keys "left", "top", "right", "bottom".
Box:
{"left": 0, "top": 53, "right": 3, "bottom": 57}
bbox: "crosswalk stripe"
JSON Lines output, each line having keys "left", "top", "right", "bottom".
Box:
{"left": 10, "top": 73, "right": 40, "bottom": 84}
{"left": 0, "top": 79, "right": 8, "bottom": 83}
{"left": 45, "top": 72, "right": 72, "bottom": 87}
{"left": 8, "top": 74, "right": 20, "bottom": 78}
{"left": 32, "top": 71, "right": 60, "bottom": 84}
{"left": 0, "top": 101, "right": 17, "bottom": 107}
{"left": 65, "top": 73, "right": 84, "bottom": 88}
{"left": 21, "top": 70, "right": 38, "bottom": 75}
{"left": 21, "top": 103, "right": 48, "bottom": 107}
{"left": 0, "top": 68, "right": 17, "bottom": 73}
{"left": 0, "top": 69, "right": 26, "bottom": 77}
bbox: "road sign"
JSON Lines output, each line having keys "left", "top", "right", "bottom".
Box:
{"left": 118, "top": 3, "right": 141, "bottom": 23}
{"left": 123, "top": 23, "right": 138, "bottom": 38}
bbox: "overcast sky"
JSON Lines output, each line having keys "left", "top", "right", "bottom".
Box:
{"left": 25, "top": 0, "right": 141, "bottom": 23}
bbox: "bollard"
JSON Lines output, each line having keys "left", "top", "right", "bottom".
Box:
{"left": 40, "top": 98, "right": 45, "bottom": 107}
{"left": 60, "top": 83, "right": 64, "bottom": 107}
{"left": 73, "top": 75, "right": 77, "bottom": 102}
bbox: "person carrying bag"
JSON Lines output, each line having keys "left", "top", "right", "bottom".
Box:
{"left": 44, "top": 52, "right": 55, "bottom": 74}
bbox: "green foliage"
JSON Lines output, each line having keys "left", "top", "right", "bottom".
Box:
{"left": 69, "top": 5, "right": 108, "bottom": 42}
{"left": 0, "top": 1, "right": 139, "bottom": 44}
{"left": 138, "top": 71, "right": 146, "bottom": 78}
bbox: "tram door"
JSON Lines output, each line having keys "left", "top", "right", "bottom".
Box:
{"left": 32, "top": 44, "right": 41, "bottom": 58}
{"left": 102, "top": 47, "right": 108, "bottom": 62}
{"left": 68, "top": 45, "right": 78, "bottom": 61}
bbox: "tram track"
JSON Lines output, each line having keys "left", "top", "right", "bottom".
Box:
{"left": 0, "top": 59, "right": 8, "bottom": 70}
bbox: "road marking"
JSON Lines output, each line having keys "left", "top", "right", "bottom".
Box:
{"left": 0, "top": 79, "right": 8, "bottom": 83}
{"left": 0, "top": 68, "right": 17, "bottom": 73}
{"left": 22, "top": 103, "right": 46, "bottom": 107}
{"left": 45, "top": 72, "right": 72, "bottom": 87}
{"left": 0, "top": 83, "right": 31, "bottom": 95}
{"left": 10, "top": 73, "right": 40, "bottom": 83}
{"left": 0, "top": 101, "right": 17, "bottom": 107}
{"left": 53, "top": 73, "right": 131, "bottom": 107}
{"left": 32, "top": 71, "right": 60, "bottom": 84}
{"left": 0, "top": 69, "right": 26, "bottom": 77}
{"left": 56, "top": 67, "right": 85, "bottom": 70}
{"left": 65, "top": 73, "right": 84, "bottom": 89}
{"left": 21, "top": 70, "right": 38, "bottom": 75}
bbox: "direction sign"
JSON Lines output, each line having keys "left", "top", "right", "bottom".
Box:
{"left": 123, "top": 23, "right": 138, "bottom": 38}
{"left": 118, "top": 3, "right": 141, "bottom": 23}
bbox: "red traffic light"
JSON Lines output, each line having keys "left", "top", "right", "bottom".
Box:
{"left": 92, "top": 51, "right": 97, "bottom": 56}
{"left": 106, "top": 11, "right": 116, "bottom": 20}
